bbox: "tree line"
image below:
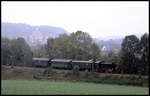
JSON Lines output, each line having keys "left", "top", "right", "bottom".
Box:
{"left": 2, "top": 37, "right": 33, "bottom": 67}
{"left": 2, "top": 31, "right": 149, "bottom": 75}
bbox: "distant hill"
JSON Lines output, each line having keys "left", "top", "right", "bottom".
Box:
{"left": 2, "top": 22, "right": 68, "bottom": 46}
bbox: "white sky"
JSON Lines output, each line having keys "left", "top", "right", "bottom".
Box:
{"left": 1, "top": 1, "right": 149, "bottom": 38}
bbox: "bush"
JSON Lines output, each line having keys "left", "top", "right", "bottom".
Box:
{"left": 43, "top": 67, "right": 55, "bottom": 76}
{"left": 64, "top": 72, "right": 72, "bottom": 77}
{"left": 83, "top": 69, "right": 89, "bottom": 78}
{"left": 72, "top": 65, "right": 80, "bottom": 77}
{"left": 46, "top": 67, "right": 53, "bottom": 73}
{"left": 87, "top": 72, "right": 99, "bottom": 79}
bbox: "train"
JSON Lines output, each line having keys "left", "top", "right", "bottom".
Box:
{"left": 32, "top": 58, "right": 117, "bottom": 73}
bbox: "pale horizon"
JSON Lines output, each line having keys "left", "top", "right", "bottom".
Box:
{"left": 2, "top": 1, "right": 149, "bottom": 38}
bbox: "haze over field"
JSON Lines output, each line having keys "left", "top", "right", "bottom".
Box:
{"left": 2, "top": 1, "right": 148, "bottom": 39}
{"left": 2, "top": 1, "right": 148, "bottom": 54}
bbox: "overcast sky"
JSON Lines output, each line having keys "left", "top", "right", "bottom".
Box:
{"left": 2, "top": 1, "right": 149, "bottom": 38}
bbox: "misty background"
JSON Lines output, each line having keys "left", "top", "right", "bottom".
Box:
{"left": 1, "top": 1, "right": 148, "bottom": 54}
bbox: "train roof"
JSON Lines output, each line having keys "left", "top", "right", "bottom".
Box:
{"left": 72, "top": 60, "right": 93, "bottom": 63}
{"left": 101, "top": 62, "right": 115, "bottom": 65}
{"left": 32, "top": 58, "right": 49, "bottom": 61}
{"left": 51, "top": 59, "right": 72, "bottom": 62}
{"left": 95, "top": 61, "right": 104, "bottom": 63}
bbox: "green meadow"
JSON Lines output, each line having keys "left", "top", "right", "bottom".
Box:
{"left": 2, "top": 80, "right": 149, "bottom": 95}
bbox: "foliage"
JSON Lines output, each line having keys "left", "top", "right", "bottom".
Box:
{"left": 120, "top": 35, "right": 140, "bottom": 74}
{"left": 101, "top": 49, "right": 117, "bottom": 63}
{"left": 138, "top": 33, "right": 149, "bottom": 75}
{"left": 2, "top": 37, "right": 12, "bottom": 65}
{"left": 90, "top": 43, "right": 101, "bottom": 60}
{"left": 2, "top": 37, "right": 33, "bottom": 67}
{"left": 118, "top": 33, "right": 149, "bottom": 75}
{"left": 70, "top": 31, "right": 99, "bottom": 60}
{"left": 11, "top": 38, "right": 33, "bottom": 66}
{"left": 45, "top": 31, "right": 101, "bottom": 60}
{"left": 72, "top": 65, "right": 80, "bottom": 77}
{"left": 33, "top": 45, "right": 49, "bottom": 58}
{"left": 53, "top": 34, "right": 72, "bottom": 59}
{"left": 116, "top": 49, "right": 124, "bottom": 73}
{"left": 83, "top": 69, "right": 89, "bottom": 78}
{"left": 46, "top": 38, "right": 55, "bottom": 59}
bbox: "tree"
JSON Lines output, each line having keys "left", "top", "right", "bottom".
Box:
{"left": 11, "top": 37, "right": 33, "bottom": 66}
{"left": 138, "top": 33, "right": 149, "bottom": 75}
{"left": 2, "top": 37, "right": 33, "bottom": 67}
{"left": 90, "top": 43, "right": 101, "bottom": 60}
{"left": 70, "top": 31, "right": 100, "bottom": 60}
{"left": 100, "top": 49, "right": 117, "bottom": 64}
{"left": 2, "top": 37, "right": 12, "bottom": 65}
{"left": 116, "top": 49, "right": 124, "bottom": 74}
{"left": 45, "top": 30, "right": 101, "bottom": 61}
{"left": 53, "top": 33, "right": 72, "bottom": 59}
{"left": 46, "top": 38, "right": 55, "bottom": 59}
{"left": 107, "top": 49, "right": 117, "bottom": 62}
{"left": 121, "top": 35, "right": 140, "bottom": 74}
{"left": 33, "top": 45, "right": 49, "bottom": 58}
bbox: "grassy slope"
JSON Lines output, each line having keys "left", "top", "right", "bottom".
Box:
{"left": 2, "top": 65, "right": 149, "bottom": 86}
{"left": 2, "top": 80, "right": 149, "bottom": 95}
{"left": 2, "top": 65, "right": 148, "bottom": 79}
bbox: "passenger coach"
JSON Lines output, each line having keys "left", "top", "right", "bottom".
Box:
{"left": 32, "top": 58, "right": 117, "bottom": 73}
{"left": 32, "top": 58, "right": 50, "bottom": 68}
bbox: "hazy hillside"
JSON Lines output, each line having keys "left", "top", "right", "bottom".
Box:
{"left": 2, "top": 22, "right": 33, "bottom": 38}
{"left": 2, "top": 22, "right": 123, "bottom": 52}
{"left": 94, "top": 38, "right": 123, "bottom": 54}
{"left": 2, "top": 22, "right": 68, "bottom": 46}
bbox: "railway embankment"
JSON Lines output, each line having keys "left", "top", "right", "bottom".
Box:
{"left": 2, "top": 65, "right": 148, "bottom": 87}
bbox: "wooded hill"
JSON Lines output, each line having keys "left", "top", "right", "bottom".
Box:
{"left": 2, "top": 22, "right": 68, "bottom": 46}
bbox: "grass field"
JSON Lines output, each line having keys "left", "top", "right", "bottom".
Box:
{"left": 2, "top": 80, "right": 149, "bottom": 95}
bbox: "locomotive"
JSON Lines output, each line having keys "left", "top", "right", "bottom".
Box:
{"left": 32, "top": 58, "right": 116, "bottom": 73}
